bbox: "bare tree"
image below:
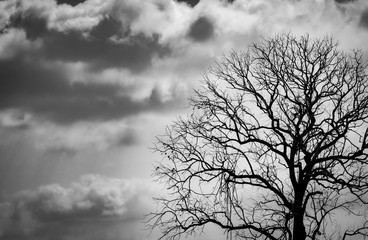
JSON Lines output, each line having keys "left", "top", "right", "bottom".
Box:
{"left": 148, "top": 34, "right": 368, "bottom": 240}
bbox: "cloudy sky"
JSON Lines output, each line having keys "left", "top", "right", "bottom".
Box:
{"left": 0, "top": 0, "right": 367, "bottom": 239}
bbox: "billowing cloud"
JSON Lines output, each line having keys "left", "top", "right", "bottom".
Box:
{"left": 8, "top": 6, "right": 170, "bottom": 71}
{"left": 0, "top": 0, "right": 367, "bottom": 167}
{"left": 0, "top": 175, "right": 155, "bottom": 240}
{"left": 0, "top": 0, "right": 367, "bottom": 185}
{"left": 0, "top": 0, "right": 194, "bottom": 124}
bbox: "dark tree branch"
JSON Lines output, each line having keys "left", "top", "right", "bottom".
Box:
{"left": 148, "top": 34, "right": 368, "bottom": 240}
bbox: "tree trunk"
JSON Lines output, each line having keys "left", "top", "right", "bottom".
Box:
{"left": 293, "top": 212, "right": 306, "bottom": 240}
{"left": 293, "top": 189, "right": 306, "bottom": 240}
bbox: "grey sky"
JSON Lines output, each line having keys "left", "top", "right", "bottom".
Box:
{"left": 0, "top": 0, "right": 367, "bottom": 239}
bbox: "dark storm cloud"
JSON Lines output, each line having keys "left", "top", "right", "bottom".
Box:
{"left": 90, "top": 17, "right": 124, "bottom": 40}
{"left": 10, "top": 12, "right": 48, "bottom": 40}
{"left": 175, "top": 0, "right": 200, "bottom": 7}
{"left": 56, "top": 0, "right": 87, "bottom": 6}
{"left": 0, "top": 54, "right": 180, "bottom": 124}
{"left": 0, "top": 9, "right": 178, "bottom": 124}
{"left": 188, "top": 16, "right": 214, "bottom": 42}
{"left": 9, "top": 13, "right": 170, "bottom": 72}
{"left": 335, "top": 0, "right": 356, "bottom": 3}
{"left": 45, "top": 31, "right": 169, "bottom": 72}
{"left": 359, "top": 8, "right": 368, "bottom": 29}
{"left": 175, "top": 0, "right": 234, "bottom": 7}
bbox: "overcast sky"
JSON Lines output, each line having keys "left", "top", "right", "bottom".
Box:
{"left": 0, "top": 0, "right": 367, "bottom": 239}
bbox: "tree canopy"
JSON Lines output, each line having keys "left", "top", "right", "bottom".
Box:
{"left": 148, "top": 34, "right": 368, "bottom": 240}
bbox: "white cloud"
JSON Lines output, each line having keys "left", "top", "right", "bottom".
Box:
{"left": 0, "top": 175, "right": 156, "bottom": 240}
{"left": 0, "top": 109, "right": 32, "bottom": 128}
{"left": 48, "top": 0, "right": 111, "bottom": 32}
{"left": 0, "top": 29, "right": 42, "bottom": 59}
{"left": 22, "top": 174, "right": 153, "bottom": 218}
{"left": 42, "top": 0, "right": 193, "bottom": 39}
{"left": 126, "top": 0, "right": 193, "bottom": 43}
{"left": 0, "top": 0, "right": 17, "bottom": 30}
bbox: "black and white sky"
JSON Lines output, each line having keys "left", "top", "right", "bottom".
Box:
{"left": 0, "top": 0, "right": 367, "bottom": 239}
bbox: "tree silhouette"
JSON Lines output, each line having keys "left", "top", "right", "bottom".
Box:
{"left": 148, "top": 34, "right": 368, "bottom": 240}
